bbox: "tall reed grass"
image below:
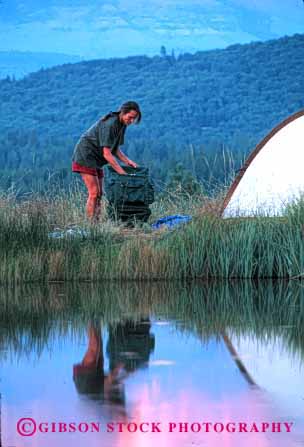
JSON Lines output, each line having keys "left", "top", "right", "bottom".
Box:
{"left": 0, "top": 188, "right": 303, "bottom": 282}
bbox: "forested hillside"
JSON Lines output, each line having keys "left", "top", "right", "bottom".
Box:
{"left": 0, "top": 33, "right": 303, "bottom": 193}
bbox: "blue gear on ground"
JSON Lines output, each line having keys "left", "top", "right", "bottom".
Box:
{"left": 151, "top": 215, "right": 192, "bottom": 230}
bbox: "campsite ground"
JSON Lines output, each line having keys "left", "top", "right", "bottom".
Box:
{"left": 0, "top": 188, "right": 303, "bottom": 283}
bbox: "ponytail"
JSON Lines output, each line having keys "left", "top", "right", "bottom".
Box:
{"left": 101, "top": 111, "right": 119, "bottom": 122}
{"left": 101, "top": 101, "right": 142, "bottom": 124}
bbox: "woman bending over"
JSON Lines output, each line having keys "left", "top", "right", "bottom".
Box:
{"left": 72, "top": 101, "right": 141, "bottom": 222}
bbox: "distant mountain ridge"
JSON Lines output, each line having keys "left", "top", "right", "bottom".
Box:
{"left": 0, "top": 33, "right": 303, "bottom": 190}
{"left": 0, "top": 51, "right": 82, "bottom": 79}
{"left": 1, "top": 0, "right": 303, "bottom": 59}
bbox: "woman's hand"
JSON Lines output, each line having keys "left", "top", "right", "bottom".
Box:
{"left": 128, "top": 160, "right": 138, "bottom": 168}
{"left": 116, "top": 149, "right": 138, "bottom": 168}
{"left": 103, "top": 147, "right": 128, "bottom": 175}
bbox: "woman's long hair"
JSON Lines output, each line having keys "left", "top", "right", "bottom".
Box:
{"left": 101, "top": 101, "right": 142, "bottom": 123}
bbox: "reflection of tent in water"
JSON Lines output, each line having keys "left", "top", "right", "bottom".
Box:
{"left": 228, "top": 333, "right": 304, "bottom": 417}
{"left": 222, "top": 110, "right": 304, "bottom": 217}
{"left": 112, "top": 329, "right": 301, "bottom": 447}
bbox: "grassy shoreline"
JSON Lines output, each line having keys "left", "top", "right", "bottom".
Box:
{"left": 0, "top": 189, "right": 304, "bottom": 283}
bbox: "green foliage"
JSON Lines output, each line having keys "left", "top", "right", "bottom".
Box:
{"left": 0, "top": 34, "right": 304, "bottom": 192}
{"left": 0, "top": 190, "right": 304, "bottom": 282}
{"left": 166, "top": 162, "right": 202, "bottom": 195}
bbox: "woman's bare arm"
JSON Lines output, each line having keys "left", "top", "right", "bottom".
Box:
{"left": 103, "top": 147, "right": 127, "bottom": 175}
{"left": 116, "top": 149, "right": 138, "bottom": 168}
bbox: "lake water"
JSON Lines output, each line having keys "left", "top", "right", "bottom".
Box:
{"left": 0, "top": 281, "right": 303, "bottom": 446}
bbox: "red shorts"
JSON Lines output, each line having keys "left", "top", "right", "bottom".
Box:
{"left": 72, "top": 162, "right": 104, "bottom": 179}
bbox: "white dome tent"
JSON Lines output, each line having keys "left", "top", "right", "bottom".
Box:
{"left": 222, "top": 110, "right": 304, "bottom": 217}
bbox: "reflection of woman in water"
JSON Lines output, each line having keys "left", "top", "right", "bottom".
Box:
{"left": 107, "top": 319, "right": 155, "bottom": 373}
{"left": 73, "top": 319, "right": 155, "bottom": 408}
{"left": 73, "top": 324, "right": 126, "bottom": 406}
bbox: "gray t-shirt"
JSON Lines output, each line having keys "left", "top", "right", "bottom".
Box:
{"left": 72, "top": 114, "right": 126, "bottom": 169}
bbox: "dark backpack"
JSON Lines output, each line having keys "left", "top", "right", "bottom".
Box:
{"left": 104, "top": 166, "right": 154, "bottom": 223}
{"left": 104, "top": 166, "right": 154, "bottom": 205}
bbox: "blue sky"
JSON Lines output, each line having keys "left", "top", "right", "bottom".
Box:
{"left": 0, "top": 0, "right": 304, "bottom": 58}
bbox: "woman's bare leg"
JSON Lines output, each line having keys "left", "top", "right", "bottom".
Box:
{"left": 81, "top": 325, "right": 103, "bottom": 367}
{"left": 80, "top": 173, "right": 102, "bottom": 222}
{"left": 94, "top": 176, "right": 103, "bottom": 221}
